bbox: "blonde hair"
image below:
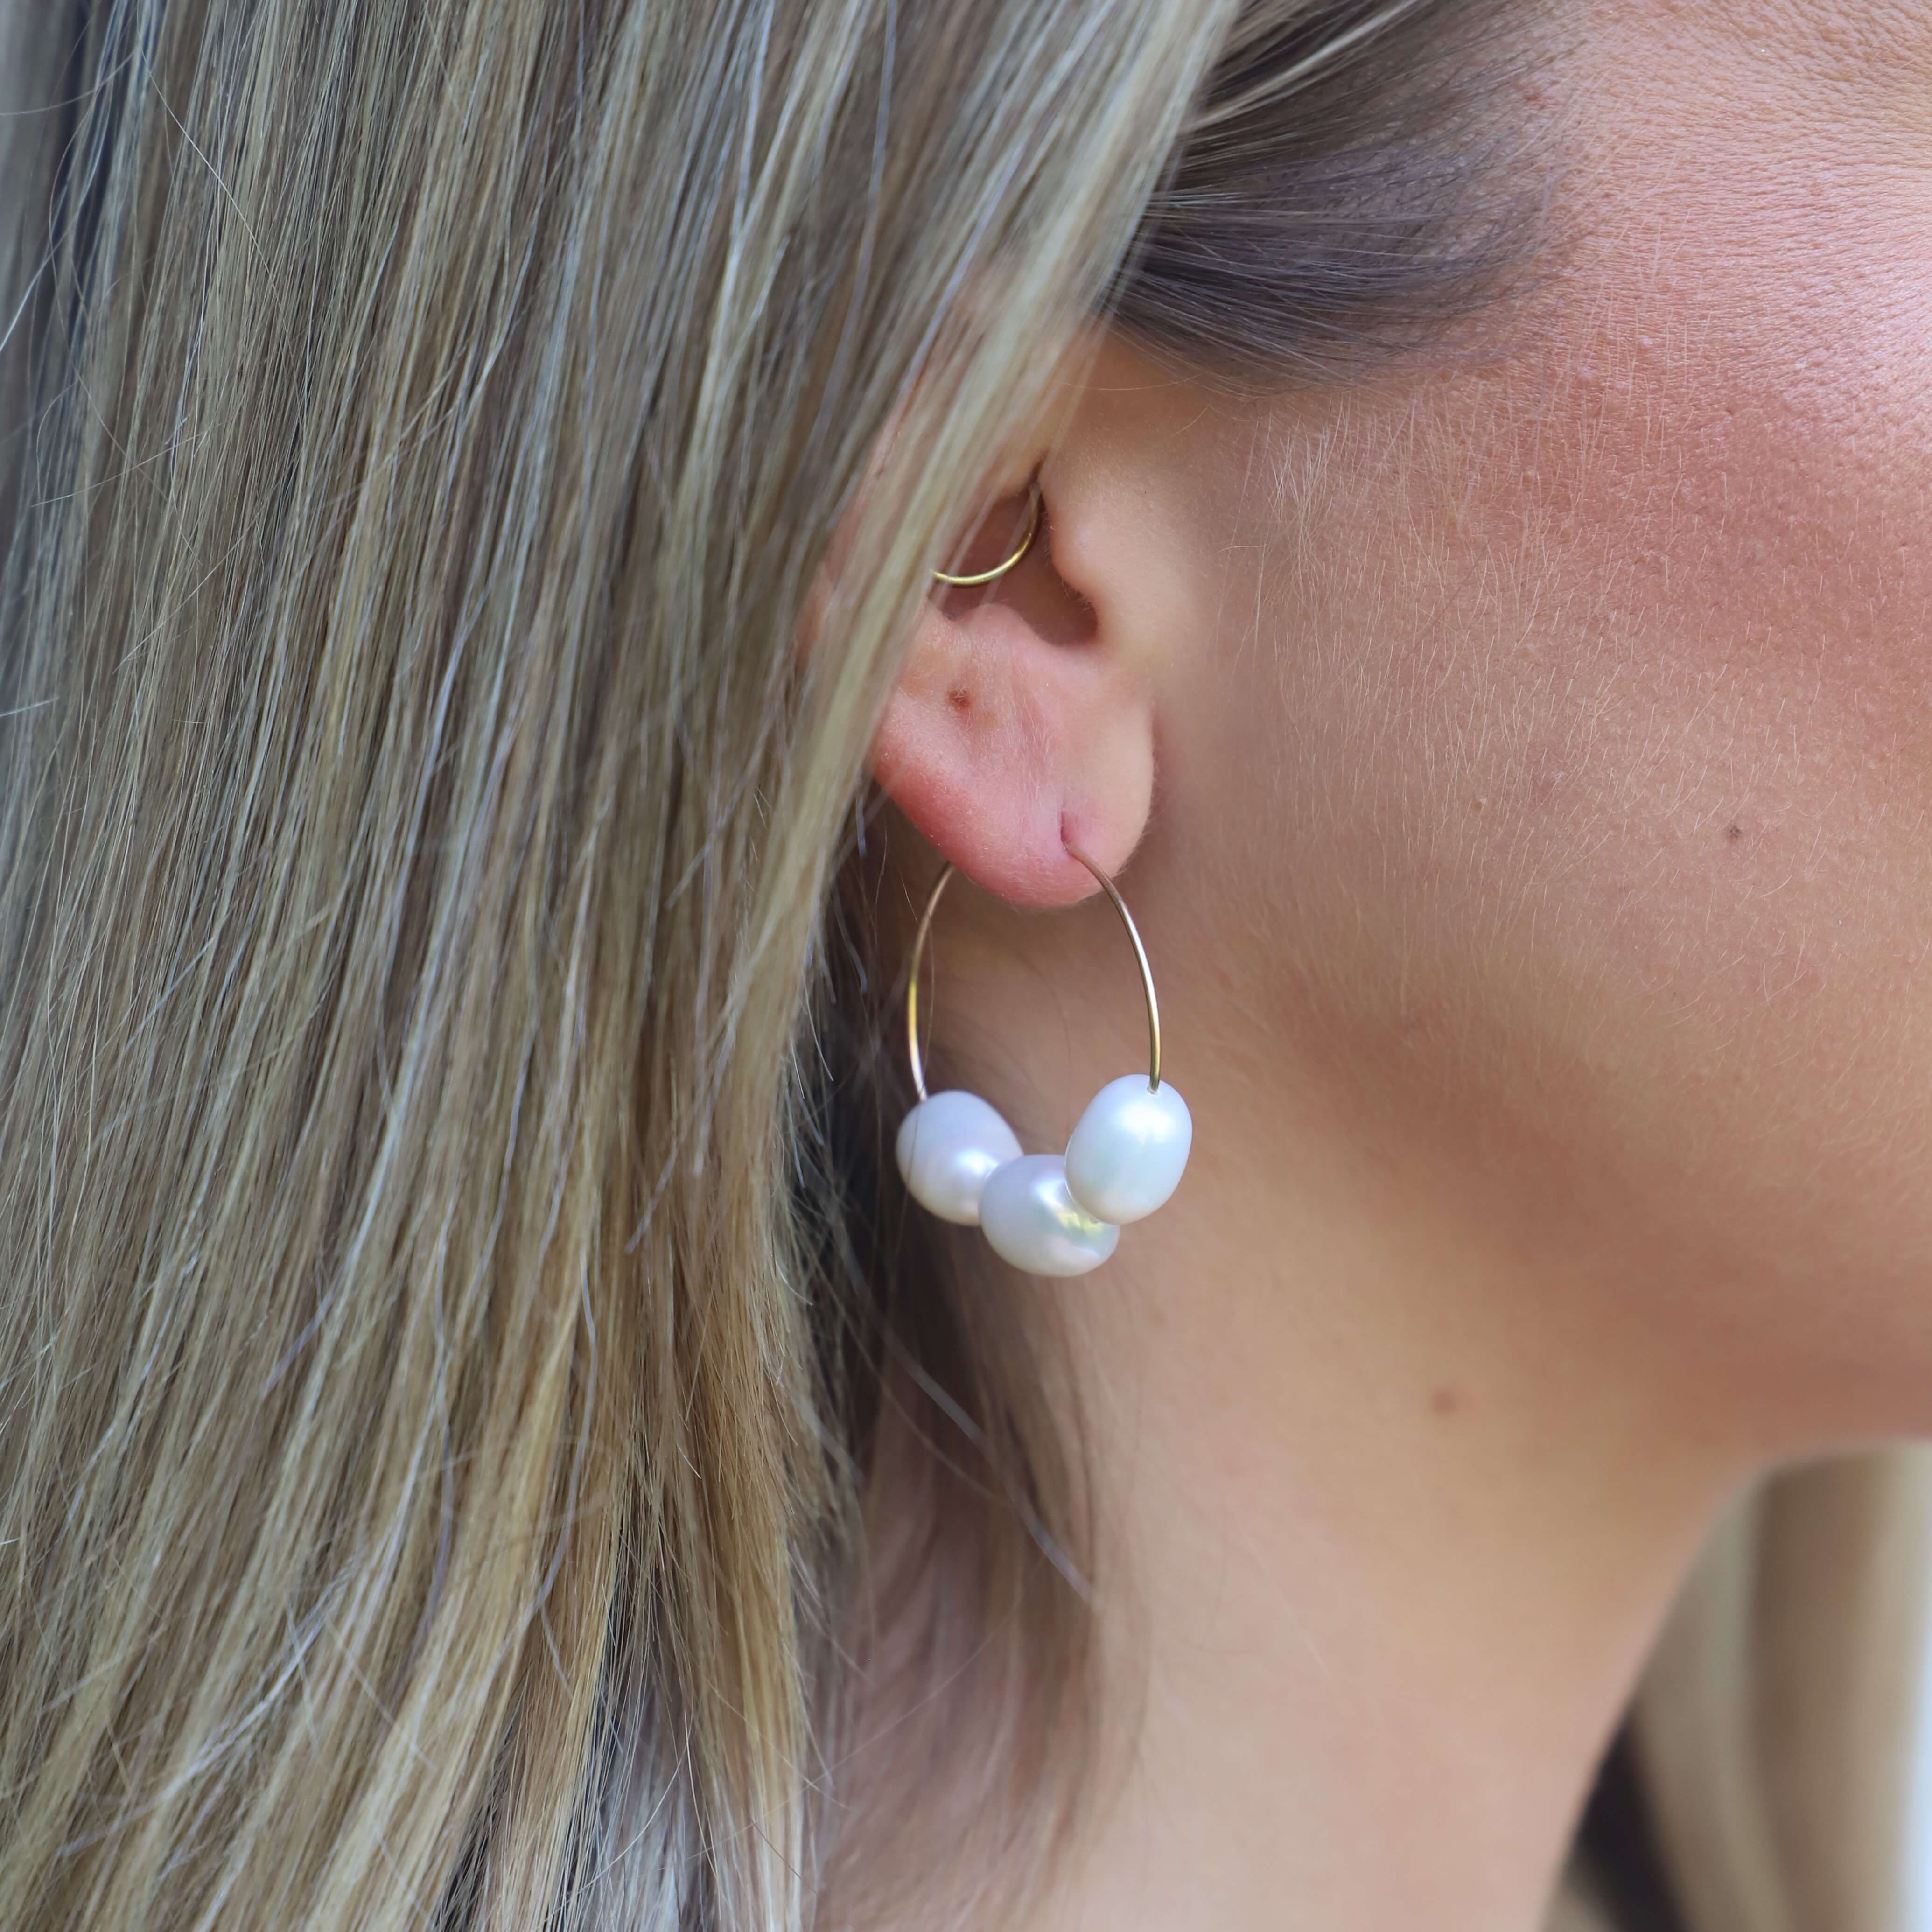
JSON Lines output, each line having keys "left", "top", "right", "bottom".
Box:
{"left": 0, "top": 4, "right": 1233, "bottom": 1925}
{"left": 0, "top": 4, "right": 1924, "bottom": 1930}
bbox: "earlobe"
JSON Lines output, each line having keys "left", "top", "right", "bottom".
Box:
{"left": 867, "top": 481, "right": 1156, "bottom": 908}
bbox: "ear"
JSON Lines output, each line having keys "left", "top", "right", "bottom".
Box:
{"left": 868, "top": 438, "right": 1163, "bottom": 910}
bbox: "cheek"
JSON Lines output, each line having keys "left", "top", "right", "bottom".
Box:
{"left": 1484, "top": 175, "right": 1932, "bottom": 1006}
{"left": 1171, "top": 152, "right": 1932, "bottom": 1415}
{"left": 1447, "top": 23, "right": 1932, "bottom": 1184}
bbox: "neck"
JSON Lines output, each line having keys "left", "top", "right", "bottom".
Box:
{"left": 931, "top": 914, "right": 1762, "bottom": 1932}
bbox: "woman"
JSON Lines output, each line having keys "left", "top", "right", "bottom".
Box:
{"left": 4, "top": 0, "right": 1931, "bottom": 1926}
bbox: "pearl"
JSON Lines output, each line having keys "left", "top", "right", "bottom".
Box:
{"left": 896, "top": 1090, "right": 1023, "bottom": 1225}
{"left": 1063, "top": 1075, "right": 1192, "bottom": 1224}
{"left": 977, "top": 1154, "right": 1120, "bottom": 1277}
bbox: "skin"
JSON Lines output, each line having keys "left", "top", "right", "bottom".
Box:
{"left": 864, "top": 3, "right": 1932, "bottom": 1929}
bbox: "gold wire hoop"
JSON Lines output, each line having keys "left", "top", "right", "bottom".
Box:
{"left": 905, "top": 847, "right": 1162, "bottom": 1105}
{"left": 930, "top": 483, "right": 1042, "bottom": 587}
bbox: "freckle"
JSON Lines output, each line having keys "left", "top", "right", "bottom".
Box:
{"left": 1430, "top": 1385, "right": 1462, "bottom": 1418}
{"left": 947, "top": 686, "right": 971, "bottom": 714}
{"left": 1726, "top": 823, "right": 1743, "bottom": 841}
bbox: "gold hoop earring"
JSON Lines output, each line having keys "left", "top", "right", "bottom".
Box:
{"left": 896, "top": 847, "right": 1192, "bottom": 1276}
{"left": 931, "top": 483, "right": 1042, "bottom": 587}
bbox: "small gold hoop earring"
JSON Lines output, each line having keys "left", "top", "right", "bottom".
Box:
{"left": 896, "top": 847, "right": 1193, "bottom": 1277}
{"left": 931, "top": 483, "right": 1042, "bottom": 587}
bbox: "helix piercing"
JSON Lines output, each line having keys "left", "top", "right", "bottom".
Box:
{"left": 896, "top": 847, "right": 1192, "bottom": 1276}
{"left": 931, "top": 482, "right": 1042, "bottom": 587}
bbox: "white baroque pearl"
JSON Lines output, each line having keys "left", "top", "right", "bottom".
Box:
{"left": 978, "top": 1154, "right": 1120, "bottom": 1277}
{"left": 896, "top": 1090, "right": 1023, "bottom": 1225}
{"left": 1063, "top": 1075, "right": 1192, "bottom": 1224}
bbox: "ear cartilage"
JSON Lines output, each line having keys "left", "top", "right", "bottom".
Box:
{"left": 896, "top": 850, "right": 1191, "bottom": 1277}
